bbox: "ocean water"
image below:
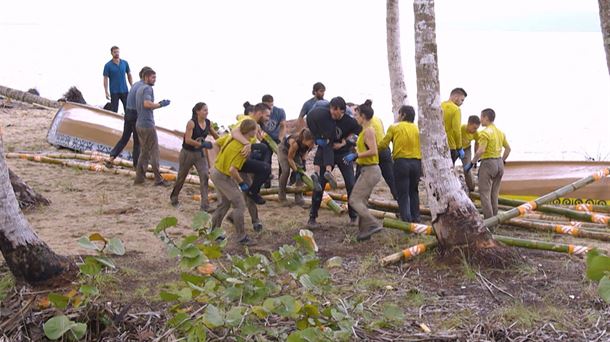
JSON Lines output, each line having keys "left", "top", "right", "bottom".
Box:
{"left": 1, "top": 2, "right": 608, "bottom": 161}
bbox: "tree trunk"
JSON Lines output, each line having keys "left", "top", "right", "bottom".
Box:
{"left": 0, "top": 85, "right": 60, "bottom": 108}
{"left": 9, "top": 168, "right": 51, "bottom": 210}
{"left": 0, "top": 137, "right": 74, "bottom": 285}
{"left": 599, "top": 0, "right": 610, "bottom": 76}
{"left": 412, "top": 0, "right": 504, "bottom": 261}
{"left": 386, "top": 0, "right": 409, "bottom": 121}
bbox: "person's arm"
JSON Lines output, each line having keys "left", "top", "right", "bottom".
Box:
{"left": 471, "top": 141, "right": 487, "bottom": 165}
{"left": 286, "top": 139, "right": 300, "bottom": 171}
{"left": 209, "top": 123, "right": 220, "bottom": 140}
{"left": 378, "top": 126, "right": 393, "bottom": 151}
{"left": 143, "top": 99, "right": 162, "bottom": 110}
{"left": 127, "top": 72, "right": 133, "bottom": 87}
{"left": 229, "top": 166, "right": 244, "bottom": 183}
{"left": 453, "top": 109, "right": 461, "bottom": 150}
{"left": 502, "top": 136, "right": 511, "bottom": 162}
{"left": 103, "top": 76, "right": 110, "bottom": 100}
{"left": 333, "top": 139, "right": 346, "bottom": 150}
{"left": 230, "top": 125, "right": 252, "bottom": 156}
{"left": 278, "top": 119, "right": 286, "bottom": 142}
{"left": 357, "top": 128, "right": 378, "bottom": 159}
{"left": 183, "top": 121, "right": 201, "bottom": 148}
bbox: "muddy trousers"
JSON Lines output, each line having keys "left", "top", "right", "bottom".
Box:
{"left": 349, "top": 165, "right": 381, "bottom": 234}
{"left": 210, "top": 168, "right": 246, "bottom": 241}
{"left": 463, "top": 148, "right": 475, "bottom": 192}
{"left": 227, "top": 173, "right": 261, "bottom": 226}
{"left": 393, "top": 158, "right": 421, "bottom": 222}
{"left": 170, "top": 148, "right": 209, "bottom": 210}
{"left": 135, "top": 127, "right": 162, "bottom": 184}
{"left": 379, "top": 148, "right": 397, "bottom": 201}
{"left": 109, "top": 110, "right": 140, "bottom": 168}
{"left": 277, "top": 147, "right": 304, "bottom": 203}
{"left": 478, "top": 158, "right": 504, "bottom": 219}
{"left": 311, "top": 151, "right": 357, "bottom": 220}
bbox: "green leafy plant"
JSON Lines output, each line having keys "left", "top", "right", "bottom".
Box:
{"left": 585, "top": 249, "right": 610, "bottom": 303}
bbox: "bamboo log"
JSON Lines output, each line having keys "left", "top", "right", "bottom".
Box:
{"left": 381, "top": 241, "right": 438, "bottom": 266}
{"left": 41, "top": 152, "right": 174, "bottom": 173}
{"left": 325, "top": 191, "right": 434, "bottom": 216}
{"left": 494, "top": 235, "right": 591, "bottom": 255}
{"left": 571, "top": 203, "right": 610, "bottom": 214}
{"left": 505, "top": 218, "right": 610, "bottom": 242}
{"left": 0, "top": 85, "right": 60, "bottom": 108}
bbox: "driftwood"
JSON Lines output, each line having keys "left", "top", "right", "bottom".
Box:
{"left": 9, "top": 168, "right": 51, "bottom": 209}
{"left": 0, "top": 85, "right": 60, "bottom": 108}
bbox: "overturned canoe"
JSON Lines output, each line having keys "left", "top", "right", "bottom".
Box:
{"left": 500, "top": 161, "right": 610, "bottom": 206}
{"left": 47, "top": 101, "right": 184, "bottom": 169}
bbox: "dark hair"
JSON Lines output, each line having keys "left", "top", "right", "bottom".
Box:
{"left": 243, "top": 101, "right": 254, "bottom": 115}
{"left": 192, "top": 102, "right": 207, "bottom": 120}
{"left": 467, "top": 115, "right": 481, "bottom": 125}
{"left": 399, "top": 105, "right": 416, "bottom": 122}
{"left": 138, "top": 66, "right": 152, "bottom": 79}
{"left": 262, "top": 94, "right": 274, "bottom": 103}
{"left": 312, "top": 82, "right": 326, "bottom": 95}
{"left": 254, "top": 102, "right": 271, "bottom": 113}
{"left": 450, "top": 87, "right": 467, "bottom": 97}
{"left": 239, "top": 118, "right": 258, "bottom": 134}
{"left": 481, "top": 108, "right": 496, "bottom": 122}
{"left": 329, "top": 96, "right": 346, "bottom": 111}
{"left": 358, "top": 99, "right": 374, "bottom": 120}
{"left": 110, "top": 46, "right": 119, "bottom": 53}
{"left": 297, "top": 128, "right": 314, "bottom": 142}
{"left": 142, "top": 68, "right": 156, "bottom": 79}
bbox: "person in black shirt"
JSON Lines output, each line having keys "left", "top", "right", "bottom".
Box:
{"left": 170, "top": 102, "right": 219, "bottom": 210}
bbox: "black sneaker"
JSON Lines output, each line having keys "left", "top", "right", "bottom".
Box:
{"left": 238, "top": 235, "right": 255, "bottom": 246}
{"left": 324, "top": 171, "right": 337, "bottom": 189}
{"left": 247, "top": 192, "right": 266, "bottom": 205}
{"left": 349, "top": 217, "right": 358, "bottom": 225}
{"left": 263, "top": 181, "right": 271, "bottom": 189}
{"left": 253, "top": 222, "right": 263, "bottom": 232}
{"left": 171, "top": 199, "right": 180, "bottom": 208}
{"left": 306, "top": 218, "right": 320, "bottom": 230}
{"left": 155, "top": 180, "right": 171, "bottom": 187}
{"left": 310, "top": 173, "right": 323, "bottom": 192}
{"left": 226, "top": 214, "right": 234, "bottom": 225}
{"left": 357, "top": 227, "right": 383, "bottom": 242}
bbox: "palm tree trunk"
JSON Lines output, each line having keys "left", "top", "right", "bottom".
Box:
{"left": 387, "top": 0, "right": 409, "bottom": 121}
{"left": 0, "top": 85, "right": 60, "bottom": 108}
{"left": 599, "top": 0, "right": 610, "bottom": 76}
{"left": 413, "top": 0, "right": 503, "bottom": 259}
{"left": 0, "top": 137, "right": 74, "bottom": 285}
{"left": 9, "top": 168, "right": 51, "bottom": 209}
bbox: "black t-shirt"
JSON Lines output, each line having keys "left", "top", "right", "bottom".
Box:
{"left": 306, "top": 106, "right": 336, "bottom": 140}
{"left": 333, "top": 114, "right": 362, "bottom": 155}
{"left": 182, "top": 118, "right": 210, "bottom": 151}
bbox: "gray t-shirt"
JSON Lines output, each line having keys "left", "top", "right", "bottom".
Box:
{"left": 262, "top": 106, "right": 286, "bottom": 141}
{"left": 136, "top": 85, "right": 155, "bottom": 128}
{"left": 126, "top": 80, "right": 144, "bottom": 110}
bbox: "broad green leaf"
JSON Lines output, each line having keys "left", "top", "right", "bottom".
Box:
{"left": 325, "top": 256, "right": 343, "bottom": 269}
{"left": 308, "top": 268, "right": 330, "bottom": 286}
{"left": 225, "top": 306, "right": 244, "bottom": 327}
{"left": 202, "top": 245, "right": 222, "bottom": 259}
{"left": 275, "top": 295, "right": 302, "bottom": 317}
{"left": 106, "top": 238, "right": 125, "bottom": 255}
{"left": 168, "top": 312, "right": 189, "bottom": 327}
{"left": 88, "top": 233, "right": 106, "bottom": 243}
{"left": 299, "top": 274, "right": 315, "bottom": 290}
{"left": 180, "top": 254, "right": 206, "bottom": 269}
{"left": 77, "top": 236, "right": 100, "bottom": 251}
{"left": 382, "top": 303, "right": 405, "bottom": 322}
{"left": 226, "top": 277, "right": 245, "bottom": 284}
{"left": 181, "top": 273, "right": 206, "bottom": 286}
{"left": 78, "top": 257, "right": 102, "bottom": 276}
{"left": 192, "top": 211, "right": 211, "bottom": 230}
{"left": 182, "top": 246, "right": 202, "bottom": 258}
{"left": 586, "top": 252, "right": 610, "bottom": 281}
{"left": 303, "top": 304, "right": 320, "bottom": 317}
{"left": 70, "top": 322, "right": 87, "bottom": 340}
{"left": 178, "top": 288, "right": 193, "bottom": 302}
{"left": 180, "top": 235, "right": 199, "bottom": 248}
{"left": 79, "top": 284, "right": 99, "bottom": 297}
{"left": 251, "top": 305, "right": 269, "bottom": 318}
{"left": 187, "top": 324, "right": 206, "bottom": 342}
{"left": 160, "top": 290, "right": 180, "bottom": 302}
{"left": 48, "top": 293, "right": 69, "bottom": 310}
{"left": 92, "top": 255, "right": 115, "bottom": 269}
{"left": 43, "top": 315, "right": 74, "bottom": 340}
{"left": 155, "top": 216, "right": 178, "bottom": 234}
{"left": 202, "top": 304, "right": 224, "bottom": 328}
{"left": 599, "top": 276, "right": 610, "bottom": 303}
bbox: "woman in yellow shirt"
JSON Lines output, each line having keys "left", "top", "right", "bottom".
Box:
{"left": 343, "top": 100, "right": 383, "bottom": 242}
{"left": 378, "top": 105, "right": 422, "bottom": 222}
{"left": 210, "top": 119, "right": 259, "bottom": 245}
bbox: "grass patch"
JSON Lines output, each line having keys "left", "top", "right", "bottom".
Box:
{"left": 496, "top": 302, "right": 542, "bottom": 329}
{"left": 439, "top": 308, "right": 475, "bottom": 330}
{"left": 0, "top": 272, "right": 15, "bottom": 301}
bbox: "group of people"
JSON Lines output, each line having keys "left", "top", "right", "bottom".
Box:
{"left": 103, "top": 46, "right": 511, "bottom": 246}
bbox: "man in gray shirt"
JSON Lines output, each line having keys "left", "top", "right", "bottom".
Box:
{"left": 134, "top": 68, "right": 171, "bottom": 186}
{"left": 108, "top": 66, "right": 152, "bottom": 168}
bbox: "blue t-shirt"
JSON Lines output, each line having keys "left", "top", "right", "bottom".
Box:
{"left": 135, "top": 85, "right": 155, "bottom": 128}
{"left": 299, "top": 97, "right": 320, "bottom": 118}
{"left": 262, "top": 106, "right": 286, "bottom": 141}
{"left": 103, "top": 59, "right": 131, "bottom": 94}
{"left": 126, "top": 80, "right": 144, "bottom": 110}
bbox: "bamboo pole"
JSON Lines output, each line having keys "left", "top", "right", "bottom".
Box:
{"left": 571, "top": 203, "right": 610, "bottom": 214}
{"left": 325, "top": 191, "right": 433, "bottom": 216}
{"left": 505, "top": 218, "right": 610, "bottom": 242}
{"left": 41, "top": 152, "right": 175, "bottom": 173}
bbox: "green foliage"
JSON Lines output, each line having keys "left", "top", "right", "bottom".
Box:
{"left": 0, "top": 272, "right": 15, "bottom": 301}
{"left": 585, "top": 249, "right": 610, "bottom": 303}
{"left": 44, "top": 233, "right": 125, "bottom": 340}
{"left": 154, "top": 214, "right": 360, "bottom": 341}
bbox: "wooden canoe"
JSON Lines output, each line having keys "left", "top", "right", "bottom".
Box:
{"left": 500, "top": 161, "right": 610, "bottom": 206}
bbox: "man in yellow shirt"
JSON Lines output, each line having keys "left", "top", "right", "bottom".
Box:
{"left": 461, "top": 115, "right": 480, "bottom": 191}
{"left": 441, "top": 87, "right": 467, "bottom": 165}
{"left": 465, "top": 108, "right": 511, "bottom": 220}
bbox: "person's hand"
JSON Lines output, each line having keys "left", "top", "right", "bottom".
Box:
{"left": 240, "top": 143, "right": 252, "bottom": 157}
{"left": 346, "top": 134, "right": 358, "bottom": 145}
{"left": 199, "top": 141, "right": 213, "bottom": 149}
{"left": 463, "top": 162, "right": 473, "bottom": 173}
{"left": 333, "top": 139, "right": 346, "bottom": 150}
{"left": 315, "top": 138, "right": 328, "bottom": 147}
{"left": 343, "top": 153, "right": 358, "bottom": 164}
{"left": 458, "top": 148, "right": 465, "bottom": 159}
{"left": 238, "top": 182, "right": 250, "bottom": 192}
{"left": 158, "top": 99, "right": 171, "bottom": 107}
{"left": 105, "top": 92, "right": 110, "bottom": 100}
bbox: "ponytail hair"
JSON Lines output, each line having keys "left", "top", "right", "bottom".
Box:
{"left": 192, "top": 102, "right": 207, "bottom": 121}
{"left": 243, "top": 101, "right": 254, "bottom": 115}
{"left": 358, "top": 99, "right": 374, "bottom": 120}
{"left": 297, "top": 128, "right": 314, "bottom": 143}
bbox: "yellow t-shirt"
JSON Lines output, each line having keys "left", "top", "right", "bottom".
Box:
{"left": 371, "top": 116, "right": 385, "bottom": 143}
{"left": 442, "top": 100, "right": 461, "bottom": 150}
{"left": 214, "top": 138, "right": 248, "bottom": 176}
{"left": 216, "top": 115, "right": 257, "bottom": 148}
{"left": 378, "top": 121, "right": 421, "bottom": 160}
{"left": 460, "top": 124, "right": 479, "bottom": 149}
{"left": 478, "top": 124, "right": 509, "bottom": 159}
{"left": 355, "top": 127, "right": 379, "bottom": 166}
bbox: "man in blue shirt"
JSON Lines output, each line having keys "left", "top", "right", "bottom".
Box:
{"left": 261, "top": 94, "right": 286, "bottom": 188}
{"left": 103, "top": 46, "right": 133, "bottom": 113}
{"left": 296, "top": 82, "right": 325, "bottom": 132}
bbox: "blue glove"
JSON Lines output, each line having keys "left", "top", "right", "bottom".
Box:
{"left": 343, "top": 153, "right": 358, "bottom": 164}
{"left": 315, "top": 138, "right": 328, "bottom": 147}
{"left": 463, "top": 162, "right": 473, "bottom": 173}
{"left": 158, "top": 99, "right": 171, "bottom": 107}
{"left": 199, "top": 141, "right": 213, "bottom": 149}
{"left": 238, "top": 182, "right": 250, "bottom": 192}
{"left": 457, "top": 148, "right": 465, "bottom": 159}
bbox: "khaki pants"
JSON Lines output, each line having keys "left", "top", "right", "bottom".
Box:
{"left": 210, "top": 168, "right": 246, "bottom": 241}
{"left": 478, "top": 158, "right": 504, "bottom": 219}
{"left": 135, "top": 127, "right": 162, "bottom": 184}
{"left": 170, "top": 148, "right": 209, "bottom": 210}
{"left": 277, "top": 146, "right": 303, "bottom": 203}
{"left": 227, "top": 172, "right": 260, "bottom": 225}
{"left": 463, "top": 147, "right": 475, "bottom": 192}
{"left": 349, "top": 165, "right": 381, "bottom": 233}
